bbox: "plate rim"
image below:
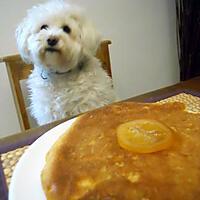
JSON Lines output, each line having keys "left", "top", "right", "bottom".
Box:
{"left": 9, "top": 117, "right": 77, "bottom": 200}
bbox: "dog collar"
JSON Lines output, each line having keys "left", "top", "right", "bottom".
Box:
{"left": 40, "top": 61, "right": 84, "bottom": 80}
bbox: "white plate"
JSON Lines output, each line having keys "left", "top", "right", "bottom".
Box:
{"left": 9, "top": 118, "right": 77, "bottom": 200}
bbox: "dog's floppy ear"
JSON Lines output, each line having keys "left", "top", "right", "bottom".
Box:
{"left": 15, "top": 18, "right": 32, "bottom": 63}
{"left": 71, "top": 13, "right": 101, "bottom": 56}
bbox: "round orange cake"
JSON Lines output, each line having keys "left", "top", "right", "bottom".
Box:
{"left": 41, "top": 102, "right": 200, "bottom": 200}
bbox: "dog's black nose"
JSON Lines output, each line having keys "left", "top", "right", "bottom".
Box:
{"left": 47, "top": 38, "right": 58, "bottom": 46}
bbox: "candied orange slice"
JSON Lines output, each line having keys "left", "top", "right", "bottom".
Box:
{"left": 117, "top": 119, "right": 173, "bottom": 153}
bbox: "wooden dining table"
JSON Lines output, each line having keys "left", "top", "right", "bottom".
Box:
{"left": 1, "top": 76, "right": 200, "bottom": 148}
{"left": 1, "top": 76, "right": 200, "bottom": 200}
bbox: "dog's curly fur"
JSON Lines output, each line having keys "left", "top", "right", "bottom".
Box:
{"left": 16, "top": 0, "right": 115, "bottom": 125}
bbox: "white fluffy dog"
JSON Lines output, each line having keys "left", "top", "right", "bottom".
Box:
{"left": 16, "top": 0, "right": 115, "bottom": 125}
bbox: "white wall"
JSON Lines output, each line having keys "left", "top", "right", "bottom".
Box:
{"left": 0, "top": 0, "right": 179, "bottom": 137}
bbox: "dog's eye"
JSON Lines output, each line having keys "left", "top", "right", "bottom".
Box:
{"left": 40, "top": 24, "right": 48, "bottom": 30}
{"left": 63, "top": 25, "right": 71, "bottom": 34}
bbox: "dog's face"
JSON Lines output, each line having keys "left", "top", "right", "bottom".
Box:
{"left": 16, "top": 1, "right": 101, "bottom": 73}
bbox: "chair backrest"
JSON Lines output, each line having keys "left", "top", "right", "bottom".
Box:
{"left": 0, "top": 40, "right": 112, "bottom": 131}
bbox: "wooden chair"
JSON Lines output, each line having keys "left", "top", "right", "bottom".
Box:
{"left": 0, "top": 40, "right": 112, "bottom": 131}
